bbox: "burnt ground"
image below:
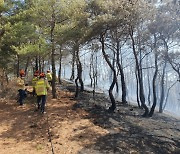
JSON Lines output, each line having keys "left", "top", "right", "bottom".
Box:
{"left": 0, "top": 80, "right": 179, "bottom": 154}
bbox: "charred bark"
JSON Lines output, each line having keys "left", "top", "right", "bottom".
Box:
{"left": 74, "top": 44, "right": 84, "bottom": 97}
{"left": 100, "top": 33, "right": 117, "bottom": 111}
{"left": 149, "top": 46, "right": 158, "bottom": 117}
{"left": 135, "top": 70, "right": 141, "bottom": 108}
{"left": 129, "top": 27, "right": 149, "bottom": 116}
{"left": 116, "top": 41, "right": 127, "bottom": 104}
{"left": 159, "top": 60, "right": 167, "bottom": 113}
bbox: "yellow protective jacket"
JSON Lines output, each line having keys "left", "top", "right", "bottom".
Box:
{"left": 32, "top": 77, "right": 39, "bottom": 88}
{"left": 35, "top": 78, "right": 50, "bottom": 96}
{"left": 46, "top": 73, "right": 52, "bottom": 81}
{"left": 16, "top": 77, "right": 25, "bottom": 90}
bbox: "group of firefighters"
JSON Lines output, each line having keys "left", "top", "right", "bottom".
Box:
{"left": 16, "top": 69, "right": 52, "bottom": 114}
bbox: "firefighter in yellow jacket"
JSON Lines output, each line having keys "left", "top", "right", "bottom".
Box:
{"left": 35, "top": 72, "right": 50, "bottom": 113}
{"left": 32, "top": 70, "right": 39, "bottom": 96}
{"left": 46, "top": 70, "right": 52, "bottom": 86}
{"left": 17, "top": 69, "right": 26, "bottom": 105}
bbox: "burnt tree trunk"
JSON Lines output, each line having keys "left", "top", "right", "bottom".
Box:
{"left": 149, "top": 36, "right": 158, "bottom": 117}
{"left": 163, "top": 81, "right": 177, "bottom": 111}
{"left": 159, "top": 38, "right": 170, "bottom": 113}
{"left": 112, "top": 47, "right": 119, "bottom": 93}
{"left": 147, "top": 56, "right": 151, "bottom": 106}
{"left": 89, "top": 51, "right": 98, "bottom": 98}
{"left": 75, "top": 77, "right": 79, "bottom": 98}
{"left": 129, "top": 27, "right": 149, "bottom": 116}
{"left": 77, "top": 46, "right": 84, "bottom": 91}
{"left": 89, "top": 52, "right": 93, "bottom": 87}
{"left": 100, "top": 33, "right": 117, "bottom": 111}
{"left": 159, "top": 60, "right": 167, "bottom": 113}
{"left": 75, "top": 43, "right": 84, "bottom": 98}
{"left": 135, "top": 69, "right": 141, "bottom": 108}
{"left": 116, "top": 41, "right": 127, "bottom": 104}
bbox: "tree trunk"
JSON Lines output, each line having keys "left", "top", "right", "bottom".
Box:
{"left": 149, "top": 41, "right": 158, "bottom": 117}
{"left": 147, "top": 56, "right": 151, "bottom": 106}
{"left": 112, "top": 48, "right": 119, "bottom": 93}
{"left": 100, "top": 33, "right": 117, "bottom": 111}
{"left": 58, "top": 47, "right": 62, "bottom": 84}
{"left": 76, "top": 45, "right": 84, "bottom": 92}
{"left": 38, "top": 55, "right": 41, "bottom": 72}
{"left": 25, "top": 56, "right": 30, "bottom": 76}
{"left": 95, "top": 53, "right": 98, "bottom": 85}
{"left": 89, "top": 51, "right": 97, "bottom": 98}
{"left": 129, "top": 27, "right": 149, "bottom": 116}
{"left": 116, "top": 41, "right": 127, "bottom": 104}
{"left": 163, "top": 81, "right": 177, "bottom": 111}
{"left": 89, "top": 52, "right": 93, "bottom": 87}
{"left": 50, "top": 9, "right": 56, "bottom": 98}
{"left": 74, "top": 43, "right": 84, "bottom": 97}
{"left": 159, "top": 60, "right": 167, "bottom": 113}
{"left": 70, "top": 50, "right": 75, "bottom": 81}
{"left": 135, "top": 70, "right": 141, "bottom": 108}
{"left": 42, "top": 57, "right": 45, "bottom": 72}
{"left": 75, "top": 77, "right": 79, "bottom": 97}
{"left": 35, "top": 56, "right": 38, "bottom": 71}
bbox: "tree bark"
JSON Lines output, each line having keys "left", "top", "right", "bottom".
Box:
{"left": 50, "top": 8, "right": 56, "bottom": 98}
{"left": 75, "top": 77, "right": 79, "bottom": 97}
{"left": 42, "top": 57, "right": 45, "bottom": 72}
{"left": 35, "top": 56, "right": 38, "bottom": 71}
{"left": 17, "top": 54, "right": 20, "bottom": 77}
{"left": 159, "top": 38, "right": 169, "bottom": 113}
{"left": 89, "top": 52, "right": 93, "bottom": 87}
{"left": 129, "top": 27, "right": 149, "bottom": 116}
{"left": 74, "top": 43, "right": 84, "bottom": 97}
{"left": 76, "top": 45, "right": 84, "bottom": 92}
{"left": 58, "top": 47, "right": 62, "bottom": 84}
{"left": 147, "top": 56, "right": 151, "bottom": 106}
{"left": 100, "top": 33, "right": 117, "bottom": 111}
{"left": 159, "top": 60, "right": 167, "bottom": 113}
{"left": 25, "top": 56, "right": 30, "bottom": 75}
{"left": 135, "top": 70, "right": 141, "bottom": 108}
{"left": 116, "top": 41, "right": 127, "bottom": 104}
{"left": 70, "top": 50, "right": 75, "bottom": 81}
{"left": 38, "top": 55, "right": 41, "bottom": 72}
{"left": 149, "top": 42, "right": 158, "bottom": 117}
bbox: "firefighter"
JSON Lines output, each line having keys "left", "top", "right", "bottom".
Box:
{"left": 17, "top": 69, "right": 26, "bottom": 105}
{"left": 35, "top": 72, "right": 50, "bottom": 114}
{"left": 32, "top": 70, "right": 39, "bottom": 96}
{"left": 46, "top": 70, "right": 52, "bottom": 86}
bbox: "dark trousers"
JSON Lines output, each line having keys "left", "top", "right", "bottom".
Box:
{"left": 37, "top": 95, "right": 46, "bottom": 113}
{"left": 18, "top": 89, "right": 26, "bottom": 105}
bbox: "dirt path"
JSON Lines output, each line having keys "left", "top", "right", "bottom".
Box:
{"left": 0, "top": 82, "right": 180, "bottom": 154}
